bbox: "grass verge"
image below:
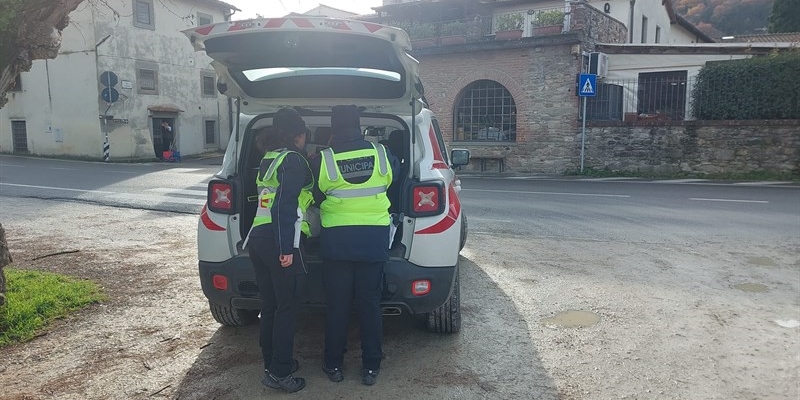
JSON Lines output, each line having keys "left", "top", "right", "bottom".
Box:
{"left": 0, "top": 268, "right": 104, "bottom": 348}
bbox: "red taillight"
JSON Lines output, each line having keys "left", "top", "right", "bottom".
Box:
{"left": 409, "top": 182, "right": 445, "bottom": 217}
{"left": 212, "top": 274, "right": 228, "bottom": 290}
{"left": 412, "top": 185, "right": 441, "bottom": 213}
{"left": 411, "top": 280, "right": 431, "bottom": 296}
{"left": 208, "top": 180, "right": 234, "bottom": 214}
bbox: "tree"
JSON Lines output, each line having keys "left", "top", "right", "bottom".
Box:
{"left": 768, "top": 0, "right": 800, "bottom": 33}
{"left": 0, "top": 0, "right": 87, "bottom": 108}
{"left": 0, "top": 223, "right": 10, "bottom": 307}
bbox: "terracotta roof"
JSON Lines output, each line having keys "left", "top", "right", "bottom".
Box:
{"left": 718, "top": 33, "right": 800, "bottom": 43}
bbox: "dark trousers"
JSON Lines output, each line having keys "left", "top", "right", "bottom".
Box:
{"left": 250, "top": 240, "right": 302, "bottom": 377}
{"left": 323, "top": 259, "right": 384, "bottom": 371}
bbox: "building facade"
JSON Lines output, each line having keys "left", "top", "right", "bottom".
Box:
{"left": 366, "top": 0, "right": 716, "bottom": 173}
{"left": 0, "top": 0, "right": 237, "bottom": 160}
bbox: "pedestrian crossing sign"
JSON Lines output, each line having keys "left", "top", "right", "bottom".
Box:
{"left": 579, "top": 73, "right": 597, "bottom": 97}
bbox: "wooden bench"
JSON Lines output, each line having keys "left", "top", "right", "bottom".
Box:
{"left": 471, "top": 156, "right": 505, "bottom": 172}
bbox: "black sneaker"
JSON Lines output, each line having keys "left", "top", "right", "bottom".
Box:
{"left": 361, "top": 368, "right": 380, "bottom": 386}
{"left": 322, "top": 366, "right": 344, "bottom": 382}
{"left": 262, "top": 373, "right": 306, "bottom": 393}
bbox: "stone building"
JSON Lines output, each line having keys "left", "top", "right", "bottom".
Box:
{"left": 365, "top": 0, "right": 714, "bottom": 173}
{"left": 0, "top": 0, "right": 238, "bottom": 160}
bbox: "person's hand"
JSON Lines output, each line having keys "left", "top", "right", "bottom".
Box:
{"left": 279, "top": 254, "right": 293, "bottom": 267}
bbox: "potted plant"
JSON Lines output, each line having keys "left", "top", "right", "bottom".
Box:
{"left": 532, "top": 9, "right": 565, "bottom": 36}
{"left": 439, "top": 20, "right": 467, "bottom": 45}
{"left": 494, "top": 12, "right": 524, "bottom": 40}
{"left": 407, "top": 23, "right": 436, "bottom": 48}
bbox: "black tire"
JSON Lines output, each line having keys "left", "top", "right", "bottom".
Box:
{"left": 459, "top": 212, "right": 468, "bottom": 251}
{"left": 208, "top": 301, "right": 259, "bottom": 326}
{"left": 426, "top": 272, "right": 461, "bottom": 333}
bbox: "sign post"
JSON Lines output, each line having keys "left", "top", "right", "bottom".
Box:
{"left": 99, "top": 71, "right": 119, "bottom": 162}
{"left": 578, "top": 73, "right": 597, "bottom": 173}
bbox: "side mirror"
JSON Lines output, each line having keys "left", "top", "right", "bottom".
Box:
{"left": 451, "top": 149, "right": 470, "bottom": 167}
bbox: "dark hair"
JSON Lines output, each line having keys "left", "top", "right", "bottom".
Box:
{"left": 272, "top": 108, "right": 307, "bottom": 150}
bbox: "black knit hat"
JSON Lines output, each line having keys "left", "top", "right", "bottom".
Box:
{"left": 273, "top": 108, "right": 307, "bottom": 136}
{"left": 331, "top": 105, "right": 361, "bottom": 138}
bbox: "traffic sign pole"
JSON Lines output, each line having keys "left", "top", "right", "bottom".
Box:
{"left": 577, "top": 73, "right": 597, "bottom": 173}
{"left": 581, "top": 96, "right": 586, "bottom": 173}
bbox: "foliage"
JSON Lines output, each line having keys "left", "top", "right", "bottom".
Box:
{"left": 406, "top": 23, "right": 436, "bottom": 39}
{"left": 768, "top": 0, "right": 800, "bottom": 33}
{"left": 532, "top": 10, "right": 565, "bottom": 28}
{"left": 440, "top": 20, "right": 467, "bottom": 36}
{"left": 0, "top": 268, "right": 104, "bottom": 347}
{"left": 691, "top": 51, "right": 800, "bottom": 120}
{"left": 494, "top": 12, "right": 524, "bottom": 31}
{"left": 673, "top": 0, "right": 773, "bottom": 35}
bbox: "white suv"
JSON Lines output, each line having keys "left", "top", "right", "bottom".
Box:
{"left": 184, "top": 17, "right": 469, "bottom": 333}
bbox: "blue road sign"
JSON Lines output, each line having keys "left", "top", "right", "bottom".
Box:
{"left": 579, "top": 73, "right": 597, "bottom": 97}
{"left": 101, "top": 87, "right": 119, "bottom": 103}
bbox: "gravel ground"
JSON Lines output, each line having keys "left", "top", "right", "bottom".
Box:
{"left": 0, "top": 199, "right": 797, "bottom": 399}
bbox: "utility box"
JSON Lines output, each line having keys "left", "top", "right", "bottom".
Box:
{"left": 589, "top": 52, "right": 609, "bottom": 78}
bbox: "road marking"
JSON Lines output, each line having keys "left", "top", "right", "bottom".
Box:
{"left": 145, "top": 188, "right": 207, "bottom": 197}
{"left": 106, "top": 171, "right": 139, "bottom": 174}
{"left": 170, "top": 167, "right": 206, "bottom": 173}
{"left": 577, "top": 177, "right": 641, "bottom": 181}
{"left": 689, "top": 198, "right": 768, "bottom": 204}
{"left": 462, "top": 188, "right": 630, "bottom": 198}
{"left": 0, "top": 164, "right": 24, "bottom": 167}
{"left": 49, "top": 167, "right": 77, "bottom": 171}
{"left": 657, "top": 179, "right": 709, "bottom": 184}
{"left": 0, "top": 183, "right": 114, "bottom": 194}
{"left": 103, "top": 192, "right": 206, "bottom": 206}
{"left": 733, "top": 181, "right": 793, "bottom": 186}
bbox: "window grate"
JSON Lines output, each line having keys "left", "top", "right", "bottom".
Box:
{"left": 135, "top": 0, "right": 151, "bottom": 25}
{"left": 205, "top": 120, "right": 217, "bottom": 145}
{"left": 11, "top": 121, "right": 28, "bottom": 153}
{"left": 139, "top": 69, "right": 156, "bottom": 91}
{"left": 202, "top": 76, "right": 215, "bottom": 96}
{"left": 454, "top": 80, "right": 517, "bottom": 142}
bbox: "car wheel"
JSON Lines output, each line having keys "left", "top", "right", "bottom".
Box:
{"left": 208, "top": 301, "right": 259, "bottom": 326}
{"left": 426, "top": 272, "right": 461, "bottom": 333}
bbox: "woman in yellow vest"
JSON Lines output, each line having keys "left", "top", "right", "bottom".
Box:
{"left": 247, "top": 108, "right": 313, "bottom": 393}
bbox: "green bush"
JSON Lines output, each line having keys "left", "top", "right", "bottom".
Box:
{"left": 532, "top": 9, "right": 565, "bottom": 27}
{"left": 691, "top": 51, "right": 800, "bottom": 120}
{"left": 495, "top": 13, "right": 524, "bottom": 31}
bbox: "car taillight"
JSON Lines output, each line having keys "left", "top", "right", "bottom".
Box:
{"left": 208, "top": 180, "right": 235, "bottom": 214}
{"left": 409, "top": 182, "right": 445, "bottom": 217}
{"left": 411, "top": 280, "right": 431, "bottom": 296}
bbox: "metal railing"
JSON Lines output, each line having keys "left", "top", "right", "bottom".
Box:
{"left": 586, "top": 75, "right": 799, "bottom": 121}
{"left": 393, "top": 4, "right": 621, "bottom": 48}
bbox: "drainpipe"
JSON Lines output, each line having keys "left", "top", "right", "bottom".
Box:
{"left": 628, "top": 0, "right": 636, "bottom": 43}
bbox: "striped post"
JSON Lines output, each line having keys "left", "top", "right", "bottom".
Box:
{"left": 103, "top": 119, "right": 110, "bottom": 162}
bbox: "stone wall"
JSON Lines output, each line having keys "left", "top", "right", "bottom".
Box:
{"left": 583, "top": 121, "right": 800, "bottom": 176}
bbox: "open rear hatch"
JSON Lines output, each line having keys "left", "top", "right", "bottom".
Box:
{"left": 183, "top": 18, "right": 424, "bottom": 115}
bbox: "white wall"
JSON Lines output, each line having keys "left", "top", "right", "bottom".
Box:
{"left": 589, "top": 0, "right": 703, "bottom": 44}
{"left": 0, "top": 0, "right": 232, "bottom": 159}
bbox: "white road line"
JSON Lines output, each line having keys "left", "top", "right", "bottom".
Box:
{"left": 103, "top": 192, "right": 205, "bottom": 206}
{"left": 577, "top": 177, "right": 641, "bottom": 181}
{"left": 689, "top": 198, "right": 769, "bottom": 204}
{"left": 49, "top": 167, "right": 77, "bottom": 171}
{"left": 657, "top": 179, "right": 709, "bottom": 184}
{"left": 0, "top": 183, "right": 114, "bottom": 194}
{"left": 145, "top": 188, "right": 207, "bottom": 197}
{"left": 462, "top": 188, "right": 630, "bottom": 198}
{"left": 169, "top": 167, "right": 206, "bottom": 173}
{"left": 0, "top": 164, "right": 24, "bottom": 167}
{"left": 106, "top": 171, "right": 139, "bottom": 174}
{"left": 733, "top": 181, "right": 793, "bottom": 186}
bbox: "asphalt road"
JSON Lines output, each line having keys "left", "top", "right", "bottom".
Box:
{"left": 1, "top": 154, "right": 797, "bottom": 242}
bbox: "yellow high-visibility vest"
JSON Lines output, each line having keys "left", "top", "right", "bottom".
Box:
{"left": 252, "top": 150, "right": 314, "bottom": 239}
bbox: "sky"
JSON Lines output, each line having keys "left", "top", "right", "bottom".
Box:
{"left": 227, "top": 0, "right": 384, "bottom": 19}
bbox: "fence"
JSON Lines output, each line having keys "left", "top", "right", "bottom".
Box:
{"left": 585, "top": 73, "right": 799, "bottom": 122}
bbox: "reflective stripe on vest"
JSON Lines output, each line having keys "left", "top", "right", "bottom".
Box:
{"left": 318, "top": 143, "right": 392, "bottom": 228}
{"left": 251, "top": 150, "right": 314, "bottom": 238}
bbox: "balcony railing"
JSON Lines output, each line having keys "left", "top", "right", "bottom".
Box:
{"left": 394, "top": 3, "right": 626, "bottom": 49}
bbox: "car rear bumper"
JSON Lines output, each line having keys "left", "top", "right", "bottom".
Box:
{"left": 199, "top": 255, "right": 457, "bottom": 315}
